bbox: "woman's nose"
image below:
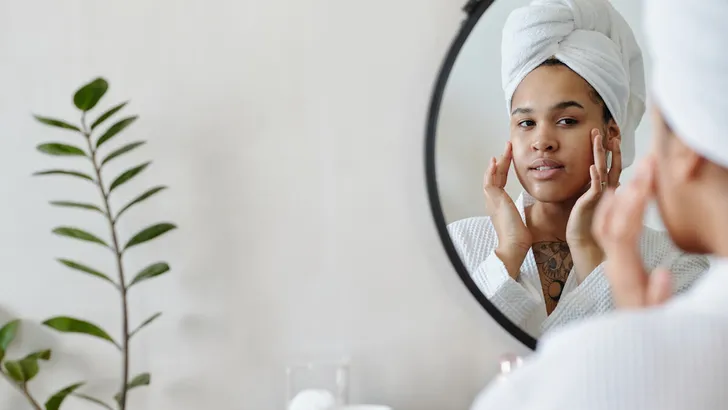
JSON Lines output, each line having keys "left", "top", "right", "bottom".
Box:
{"left": 531, "top": 139, "right": 559, "bottom": 152}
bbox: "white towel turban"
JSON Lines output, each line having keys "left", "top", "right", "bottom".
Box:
{"left": 645, "top": 0, "right": 728, "bottom": 169}
{"left": 501, "top": 0, "right": 646, "bottom": 168}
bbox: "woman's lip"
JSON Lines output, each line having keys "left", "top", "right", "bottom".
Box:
{"left": 528, "top": 165, "right": 565, "bottom": 170}
{"left": 529, "top": 167, "right": 565, "bottom": 180}
{"left": 529, "top": 158, "right": 564, "bottom": 168}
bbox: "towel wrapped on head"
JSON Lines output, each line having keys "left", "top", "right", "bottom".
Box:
{"left": 645, "top": 0, "right": 728, "bottom": 169}
{"left": 501, "top": 0, "right": 646, "bottom": 168}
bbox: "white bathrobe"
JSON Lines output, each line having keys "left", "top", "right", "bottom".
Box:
{"left": 470, "top": 257, "right": 728, "bottom": 409}
{"left": 447, "top": 191, "right": 709, "bottom": 338}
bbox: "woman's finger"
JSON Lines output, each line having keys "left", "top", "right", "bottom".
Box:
{"left": 608, "top": 138, "right": 622, "bottom": 186}
{"left": 592, "top": 187, "right": 616, "bottom": 244}
{"left": 587, "top": 164, "right": 602, "bottom": 199}
{"left": 608, "top": 257, "right": 650, "bottom": 309}
{"left": 647, "top": 267, "right": 673, "bottom": 306}
{"left": 484, "top": 157, "right": 497, "bottom": 187}
{"left": 634, "top": 156, "right": 656, "bottom": 189}
{"left": 492, "top": 142, "right": 513, "bottom": 188}
{"left": 610, "top": 164, "right": 652, "bottom": 238}
{"left": 574, "top": 164, "right": 602, "bottom": 211}
{"left": 592, "top": 131, "right": 608, "bottom": 183}
{"left": 495, "top": 142, "right": 512, "bottom": 184}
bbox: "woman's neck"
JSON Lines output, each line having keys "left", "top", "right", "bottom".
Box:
{"left": 526, "top": 199, "right": 577, "bottom": 243}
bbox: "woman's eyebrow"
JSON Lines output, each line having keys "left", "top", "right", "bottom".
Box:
{"left": 511, "top": 107, "right": 533, "bottom": 115}
{"left": 511, "top": 100, "right": 585, "bottom": 116}
{"left": 550, "top": 100, "right": 585, "bottom": 111}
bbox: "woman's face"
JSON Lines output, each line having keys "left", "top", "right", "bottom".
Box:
{"left": 649, "top": 106, "right": 706, "bottom": 254}
{"left": 509, "top": 63, "right": 620, "bottom": 203}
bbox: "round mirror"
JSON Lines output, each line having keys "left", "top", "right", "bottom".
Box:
{"left": 425, "top": 0, "right": 710, "bottom": 349}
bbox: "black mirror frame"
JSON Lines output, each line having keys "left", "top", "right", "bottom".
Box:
{"left": 424, "top": 0, "right": 538, "bottom": 350}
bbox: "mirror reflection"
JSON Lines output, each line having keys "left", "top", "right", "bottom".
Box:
{"left": 435, "top": 0, "right": 711, "bottom": 339}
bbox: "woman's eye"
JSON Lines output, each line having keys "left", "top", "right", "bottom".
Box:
{"left": 557, "top": 118, "right": 578, "bottom": 125}
{"left": 518, "top": 120, "right": 535, "bottom": 128}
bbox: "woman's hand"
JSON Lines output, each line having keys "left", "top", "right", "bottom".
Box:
{"left": 566, "top": 129, "right": 621, "bottom": 283}
{"left": 485, "top": 142, "right": 532, "bottom": 279}
{"left": 592, "top": 156, "right": 672, "bottom": 308}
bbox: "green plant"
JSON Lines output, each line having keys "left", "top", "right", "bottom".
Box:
{"left": 0, "top": 319, "right": 81, "bottom": 410}
{"left": 24, "top": 77, "right": 177, "bottom": 410}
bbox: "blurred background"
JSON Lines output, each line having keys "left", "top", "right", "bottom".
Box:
{"left": 0, "top": 1, "right": 528, "bottom": 409}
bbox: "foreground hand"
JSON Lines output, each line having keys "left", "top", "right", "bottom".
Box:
{"left": 485, "top": 142, "right": 532, "bottom": 278}
{"left": 592, "top": 156, "right": 673, "bottom": 308}
{"left": 566, "top": 129, "right": 621, "bottom": 282}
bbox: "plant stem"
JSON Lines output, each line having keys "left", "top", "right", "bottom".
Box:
{"left": 81, "top": 114, "right": 130, "bottom": 410}
{"left": 0, "top": 371, "right": 43, "bottom": 410}
{"left": 21, "top": 384, "right": 44, "bottom": 410}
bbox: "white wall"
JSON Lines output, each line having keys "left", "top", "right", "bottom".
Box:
{"left": 436, "top": 0, "right": 665, "bottom": 230}
{"left": 0, "top": 1, "right": 531, "bottom": 409}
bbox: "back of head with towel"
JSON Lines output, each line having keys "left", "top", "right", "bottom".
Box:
{"left": 469, "top": 0, "right": 728, "bottom": 409}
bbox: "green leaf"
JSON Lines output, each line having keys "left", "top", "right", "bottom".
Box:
{"left": 101, "top": 141, "right": 146, "bottom": 166}
{"left": 33, "top": 115, "right": 81, "bottom": 132}
{"left": 124, "top": 223, "right": 177, "bottom": 250}
{"left": 115, "top": 186, "right": 167, "bottom": 220}
{"left": 19, "top": 357, "right": 40, "bottom": 380}
{"left": 0, "top": 320, "right": 20, "bottom": 362}
{"left": 52, "top": 227, "right": 108, "bottom": 247}
{"left": 130, "top": 312, "right": 162, "bottom": 339}
{"left": 129, "top": 263, "right": 169, "bottom": 288}
{"left": 108, "top": 162, "right": 150, "bottom": 193}
{"left": 0, "top": 320, "right": 20, "bottom": 351}
{"left": 74, "top": 78, "right": 108, "bottom": 112}
{"left": 57, "top": 259, "right": 114, "bottom": 285}
{"left": 50, "top": 201, "right": 104, "bottom": 213}
{"left": 25, "top": 349, "right": 52, "bottom": 361}
{"left": 114, "top": 373, "right": 150, "bottom": 404}
{"left": 45, "top": 382, "right": 85, "bottom": 410}
{"left": 37, "top": 143, "right": 86, "bottom": 157}
{"left": 4, "top": 360, "right": 25, "bottom": 382}
{"left": 33, "top": 169, "right": 94, "bottom": 182}
{"left": 73, "top": 393, "right": 114, "bottom": 410}
{"left": 128, "top": 373, "right": 151, "bottom": 388}
{"left": 91, "top": 101, "right": 128, "bottom": 131}
{"left": 4, "top": 350, "right": 54, "bottom": 382}
{"left": 4, "top": 356, "right": 40, "bottom": 382}
{"left": 42, "top": 317, "right": 118, "bottom": 348}
{"left": 96, "top": 116, "right": 138, "bottom": 149}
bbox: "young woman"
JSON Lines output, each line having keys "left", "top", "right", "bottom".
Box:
{"left": 471, "top": 0, "right": 728, "bottom": 408}
{"left": 447, "top": 0, "right": 709, "bottom": 338}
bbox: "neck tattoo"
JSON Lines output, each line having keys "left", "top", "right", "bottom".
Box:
{"left": 532, "top": 241, "right": 574, "bottom": 315}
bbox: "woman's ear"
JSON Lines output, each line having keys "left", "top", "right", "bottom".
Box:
{"left": 606, "top": 119, "right": 621, "bottom": 143}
